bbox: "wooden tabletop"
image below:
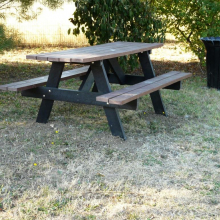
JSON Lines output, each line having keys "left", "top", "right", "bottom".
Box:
{"left": 26, "top": 41, "right": 163, "bottom": 63}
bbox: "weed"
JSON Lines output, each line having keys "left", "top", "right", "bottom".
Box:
{"left": 212, "top": 182, "right": 220, "bottom": 192}
{"left": 105, "top": 148, "right": 116, "bottom": 158}
{"left": 50, "top": 198, "right": 68, "bottom": 211}
{"left": 149, "top": 120, "right": 159, "bottom": 133}
{"left": 62, "top": 150, "right": 76, "bottom": 159}
{"left": 84, "top": 204, "right": 99, "bottom": 212}
{"left": 127, "top": 213, "right": 140, "bottom": 220}
{"left": 143, "top": 155, "right": 162, "bottom": 166}
{"left": 83, "top": 215, "right": 96, "bottom": 220}
{"left": 209, "top": 199, "right": 219, "bottom": 205}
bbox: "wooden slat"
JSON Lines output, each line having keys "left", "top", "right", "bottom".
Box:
{"left": 73, "top": 43, "right": 162, "bottom": 63}
{"left": 26, "top": 42, "right": 137, "bottom": 59}
{"left": 0, "top": 76, "right": 47, "bottom": 91}
{"left": 26, "top": 42, "right": 127, "bottom": 61}
{"left": 96, "top": 71, "right": 179, "bottom": 102}
{"left": 26, "top": 42, "right": 163, "bottom": 63}
{"left": 0, "top": 66, "right": 89, "bottom": 92}
{"left": 61, "top": 66, "right": 89, "bottom": 79}
{"left": 53, "top": 43, "right": 163, "bottom": 63}
{"left": 108, "top": 72, "right": 192, "bottom": 105}
{"left": 9, "top": 81, "right": 48, "bottom": 92}
{"left": 96, "top": 72, "right": 192, "bottom": 105}
{"left": 26, "top": 42, "right": 126, "bottom": 61}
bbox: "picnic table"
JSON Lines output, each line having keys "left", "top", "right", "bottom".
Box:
{"left": 0, "top": 42, "right": 192, "bottom": 139}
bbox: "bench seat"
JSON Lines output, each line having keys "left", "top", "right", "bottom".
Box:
{"left": 96, "top": 71, "right": 192, "bottom": 105}
{"left": 0, "top": 66, "right": 89, "bottom": 92}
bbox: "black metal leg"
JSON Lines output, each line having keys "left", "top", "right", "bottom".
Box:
{"left": 36, "top": 62, "right": 65, "bottom": 123}
{"left": 138, "top": 51, "right": 167, "bottom": 116}
{"left": 91, "top": 61, "right": 126, "bottom": 139}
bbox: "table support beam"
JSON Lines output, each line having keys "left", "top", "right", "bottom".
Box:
{"left": 21, "top": 87, "right": 138, "bottom": 110}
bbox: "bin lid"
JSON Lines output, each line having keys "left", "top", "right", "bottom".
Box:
{"left": 201, "top": 37, "right": 220, "bottom": 47}
{"left": 201, "top": 37, "right": 220, "bottom": 41}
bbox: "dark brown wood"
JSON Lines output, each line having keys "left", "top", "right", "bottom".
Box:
{"left": 0, "top": 66, "right": 89, "bottom": 91}
{"left": 26, "top": 42, "right": 163, "bottom": 63}
{"left": 26, "top": 42, "right": 150, "bottom": 60}
{"left": 96, "top": 72, "right": 192, "bottom": 105}
{"left": 96, "top": 71, "right": 180, "bottom": 102}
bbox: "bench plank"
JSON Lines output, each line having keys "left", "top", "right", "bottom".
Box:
{"left": 96, "top": 71, "right": 192, "bottom": 105}
{"left": 96, "top": 71, "right": 180, "bottom": 102}
{"left": 0, "top": 66, "right": 89, "bottom": 92}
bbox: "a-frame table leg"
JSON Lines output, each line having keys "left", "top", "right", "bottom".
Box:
{"left": 78, "top": 66, "right": 95, "bottom": 92}
{"left": 36, "top": 62, "right": 65, "bottom": 123}
{"left": 107, "top": 58, "right": 126, "bottom": 84}
{"left": 138, "top": 51, "right": 167, "bottom": 116}
{"left": 91, "top": 61, "right": 126, "bottom": 139}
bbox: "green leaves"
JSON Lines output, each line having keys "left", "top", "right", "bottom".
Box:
{"left": 0, "top": 24, "right": 16, "bottom": 54}
{"left": 69, "top": 0, "right": 165, "bottom": 71}
{"left": 155, "top": 0, "right": 220, "bottom": 64}
{"left": 1, "top": 0, "right": 68, "bottom": 21}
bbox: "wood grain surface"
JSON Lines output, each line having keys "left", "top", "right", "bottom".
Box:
{"left": 26, "top": 42, "right": 163, "bottom": 63}
{"left": 0, "top": 66, "right": 89, "bottom": 91}
{"left": 96, "top": 72, "right": 192, "bottom": 105}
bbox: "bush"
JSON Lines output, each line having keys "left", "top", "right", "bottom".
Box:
{"left": 0, "top": 24, "right": 15, "bottom": 54}
{"left": 156, "top": 0, "right": 220, "bottom": 63}
{"left": 69, "top": 0, "right": 165, "bottom": 71}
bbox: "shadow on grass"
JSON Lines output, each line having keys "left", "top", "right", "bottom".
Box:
{"left": 152, "top": 60, "right": 206, "bottom": 77}
{"left": 0, "top": 62, "right": 81, "bottom": 83}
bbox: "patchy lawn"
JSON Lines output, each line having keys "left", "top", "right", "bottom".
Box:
{"left": 0, "top": 42, "right": 220, "bottom": 220}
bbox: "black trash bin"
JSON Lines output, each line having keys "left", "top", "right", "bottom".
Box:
{"left": 201, "top": 37, "right": 220, "bottom": 89}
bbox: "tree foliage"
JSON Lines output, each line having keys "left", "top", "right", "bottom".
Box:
{"left": 0, "top": 24, "right": 15, "bottom": 53}
{"left": 0, "top": 0, "right": 70, "bottom": 53}
{"left": 0, "top": 0, "right": 68, "bottom": 20}
{"left": 69, "top": 0, "right": 165, "bottom": 71}
{"left": 155, "top": 0, "right": 220, "bottom": 63}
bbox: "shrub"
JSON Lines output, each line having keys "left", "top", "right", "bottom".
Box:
{"left": 156, "top": 0, "right": 220, "bottom": 63}
{"left": 0, "top": 24, "right": 15, "bottom": 54}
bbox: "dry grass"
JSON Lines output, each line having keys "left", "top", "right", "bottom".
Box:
{"left": 1, "top": 41, "right": 220, "bottom": 219}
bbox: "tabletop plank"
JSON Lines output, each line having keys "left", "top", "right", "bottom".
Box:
{"left": 26, "top": 42, "right": 126, "bottom": 61}
{"left": 26, "top": 42, "right": 163, "bottom": 63}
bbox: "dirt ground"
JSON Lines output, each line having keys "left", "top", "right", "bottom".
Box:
{"left": 0, "top": 42, "right": 220, "bottom": 220}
